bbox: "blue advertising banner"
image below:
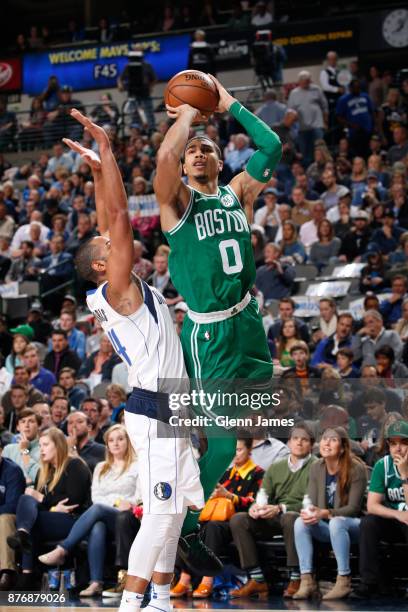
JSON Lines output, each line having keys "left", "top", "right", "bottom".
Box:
{"left": 23, "top": 34, "right": 191, "bottom": 95}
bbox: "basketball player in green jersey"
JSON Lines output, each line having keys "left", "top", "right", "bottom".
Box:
{"left": 154, "top": 76, "right": 281, "bottom": 533}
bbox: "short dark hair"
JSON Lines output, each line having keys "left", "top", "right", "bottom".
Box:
{"left": 59, "top": 367, "right": 76, "bottom": 378}
{"left": 363, "top": 388, "right": 386, "bottom": 405}
{"left": 75, "top": 238, "right": 101, "bottom": 283}
{"left": 52, "top": 328, "right": 67, "bottom": 338}
{"left": 337, "top": 347, "right": 354, "bottom": 361}
{"left": 21, "top": 240, "right": 34, "bottom": 249}
{"left": 11, "top": 384, "right": 28, "bottom": 394}
{"left": 375, "top": 345, "right": 395, "bottom": 363}
{"left": 16, "top": 408, "right": 41, "bottom": 426}
{"left": 81, "top": 397, "right": 103, "bottom": 413}
{"left": 51, "top": 396, "right": 69, "bottom": 408}
{"left": 183, "top": 136, "right": 222, "bottom": 161}
{"left": 279, "top": 297, "right": 295, "bottom": 308}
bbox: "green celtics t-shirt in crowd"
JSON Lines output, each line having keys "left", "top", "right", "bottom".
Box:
{"left": 369, "top": 454, "right": 408, "bottom": 511}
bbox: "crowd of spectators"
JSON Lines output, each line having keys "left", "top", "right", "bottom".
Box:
{"left": 0, "top": 49, "right": 407, "bottom": 599}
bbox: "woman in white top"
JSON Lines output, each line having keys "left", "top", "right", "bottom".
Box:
{"left": 38, "top": 424, "right": 140, "bottom": 596}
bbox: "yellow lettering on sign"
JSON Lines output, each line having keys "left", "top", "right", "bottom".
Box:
{"left": 328, "top": 30, "right": 353, "bottom": 40}
{"left": 48, "top": 48, "right": 97, "bottom": 64}
{"left": 99, "top": 44, "right": 129, "bottom": 58}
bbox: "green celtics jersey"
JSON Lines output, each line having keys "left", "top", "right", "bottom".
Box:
{"left": 165, "top": 185, "right": 255, "bottom": 313}
{"left": 369, "top": 454, "right": 408, "bottom": 511}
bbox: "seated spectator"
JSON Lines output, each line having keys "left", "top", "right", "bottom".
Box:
{"left": 387, "top": 185, "right": 408, "bottom": 230}
{"left": 4, "top": 383, "right": 30, "bottom": 433}
{"left": 19, "top": 97, "right": 47, "bottom": 150}
{"left": 44, "top": 329, "right": 81, "bottom": 378}
{"left": 2, "top": 408, "right": 40, "bottom": 485}
{"left": 353, "top": 420, "right": 408, "bottom": 599}
{"left": 280, "top": 221, "right": 306, "bottom": 264}
{"left": 320, "top": 170, "right": 350, "bottom": 211}
{"left": 306, "top": 144, "right": 332, "bottom": 185}
{"left": 11, "top": 222, "right": 48, "bottom": 260}
{"left": 32, "top": 402, "right": 52, "bottom": 431}
{"left": 272, "top": 319, "right": 302, "bottom": 367}
{"left": 39, "top": 424, "right": 140, "bottom": 597}
{"left": 395, "top": 298, "right": 408, "bottom": 343}
{"left": 106, "top": 384, "right": 127, "bottom": 423}
{"left": 284, "top": 342, "right": 321, "bottom": 395}
{"left": 293, "top": 427, "right": 367, "bottom": 600}
{"left": 0, "top": 405, "right": 13, "bottom": 447}
{"left": 6, "top": 241, "right": 41, "bottom": 282}
{"left": 5, "top": 327, "right": 33, "bottom": 375}
{"left": 66, "top": 212, "right": 96, "bottom": 257}
{"left": 387, "top": 125, "right": 408, "bottom": 166}
{"left": 338, "top": 210, "right": 372, "bottom": 262}
{"left": 267, "top": 297, "right": 310, "bottom": 343}
{"left": 311, "top": 313, "right": 354, "bottom": 369}
{"left": 7, "top": 427, "right": 91, "bottom": 589}
{"left": 34, "top": 235, "right": 73, "bottom": 278}
{"left": 255, "top": 243, "right": 296, "bottom": 301}
{"left": 353, "top": 310, "right": 403, "bottom": 366}
{"left": 58, "top": 368, "right": 87, "bottom": 410}
{"left": 253, "top": 187, "right": 280, "bottom": 241}
{"left": 50, "top": 397, "right": 70, "bottom": 432}
{"left": 380, "top": 274, "right": 407, "bottom": 327}
{"left": 147, "top": 251, "right": 181, "bottom": 307}
{"left": 171, "top": 437, "right": 264, "bottom": 599}
{"left": 174, "top": 302, "right": 187, "bottom": 338}
{"left": 80, "top": 398, "right": 110, "bottom": 444}
{"left": 20, "top": 345, "right": 53, "bottom": 398}
{"left": 58, "top": 311, "right": 86, "bottom": 360}
{"left": 43, "top": 87, "right": 84, "bottom": 148}
{"left": 359, "top": 248, "right": 390, "bottom": 294}
{"left": 251, "top": 1, "right": 273, "bottom": 27}
{"left": 90, "top": 93, "right": 119, "bottom": 127}
{"left": 0, "top": 202, "right": 15, "bottom": 242}
{"left": 375, "top": 345, "right": 408, "bottom": 383}
{"left": 26, "top": 303, "right": 53, "bottom": 345}
{"left": 365, "top": 411, "right": 404, "bottom": 467}
{"left": 358, "top": 387, "right": 390, "bottom": 448}
{"left": 349, "top": 157, "right": 368, "bottom": 205}
{"left": 290, "top": 188, "right": 313, "bottom": 228}
{"left": 228, "top": 424, "right": 316, "bottom": 599}
{"left": 336, "top": 347, "right": 359, "bottom": 379}
{"left": 299, "top": 201, "right": 326, "bottom": 250}
{"left": 79, "top": 333, "right": 118, "bottom": 386}
{"left": 0, "top": 437, "right": 26, "bottom": 590}
{"left": 224, "top": 134, "right": 255, "bottom": 175}
{"left": 66, "top": 411, "right": 105, "bottom": 473}
{"left": 132, "top": 240, "right": 153, "bottom": 280}
{"left": 309, "top": 219, "right": 341, "bottom": 271}
{"left": 311, "top": 298, "right": 338, "bottom": 346}
{"left": 0, "top": 99, "right": 17, "bottom": 151}
{"left": 327, "top": 191, "right": 358, "bottom": 225}
{"left": 370, "top": 210, "right": 405, "bottom": 255}
{"left": 251, "top": 228, "right": 265, "bottom": 268}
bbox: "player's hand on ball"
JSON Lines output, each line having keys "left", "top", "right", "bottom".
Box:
{"left": 207, "top": 75, "right": 236, "bottom": 113}
{"left": 69, "top": 108, "right": 110, "bottom": 151}
{"left": 165, "top": 103, "right": 208, "bottom": 124}
{"left": 63, "top": 138, "right": 101, "bottom": 172}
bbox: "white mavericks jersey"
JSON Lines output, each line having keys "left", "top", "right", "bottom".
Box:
{"left": 86, "top": 279, "right": 187, "bottom": 392}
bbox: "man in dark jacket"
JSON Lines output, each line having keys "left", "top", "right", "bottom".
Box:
{"left": 255, "top": 243, "right": 296, "bottom": 301}
{"left": 0, "top": 439, "right": 26, "bottom": 589}
{"left": 339, "top": 211, "right": 372, "bottom": 262}
{"left": 44, "top": 329, "right": 81, "bottom": 377}
{"left": 310, "top": 314, "right": 354, "bottom": 368}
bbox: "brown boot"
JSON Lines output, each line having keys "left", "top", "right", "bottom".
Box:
{"left": 283, "top": 579, "right": 301, "bottom": 598}
{"left": 322, "top": 574, "right": 352, "bottom": 600}
{"left": 292, "top": 574, "right": 318, "bottom": 599}
{"left": 230, "top": 579, "right": 268, "bottom": 599}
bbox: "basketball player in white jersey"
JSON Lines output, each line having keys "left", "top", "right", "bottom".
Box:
{"left": 62, "top": 110, "right": 218, "bottom": 612}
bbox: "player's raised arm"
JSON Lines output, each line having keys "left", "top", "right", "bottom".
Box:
{"left": 210, "top": 76, "right": 282, "bottom": 219}
{"left": 69, "top": 110, "right": 138, "bottom": 302}
{"left": 63, "top": 138, "right": 109, "bottom": 237}
{"left": 154, "top": 104, "right": 205, "bottom": 231}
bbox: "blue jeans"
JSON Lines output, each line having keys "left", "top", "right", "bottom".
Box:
{"left": 16, "top": 494, "right": 77, "bottom": 571}
{"left": 294, "top": 516, "right": 360, "bottom": 575}
{"left": 297, "top": 128, "right": 324, "bottom": 167}
{"left": 61, "top": 503, "right": 119, "bottom": 582}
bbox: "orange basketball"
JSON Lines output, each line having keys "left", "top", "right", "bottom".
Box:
{"left": 164, "top": 70, "right": 219, "bottom": 115}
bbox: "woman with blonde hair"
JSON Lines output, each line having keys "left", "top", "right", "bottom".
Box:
{"left": 280, "top": 220, "right": 306, "bottom": 264}
{"left": 38, "top": 424, "right": 140, "bottom": 596}
{"left": 307, "top": 145, "right": 333, "bottom": 184}
{"left": 106, "top": 383, "right": 127, "bottom": 422}
{"left": 7, "top": 427, "right": 91, "bottom": 588}
{"left": 350, "top": 157, "right": 368, "bottom": 205}
{"left": 293, "top": 427, "right": 367, "bottom": 600}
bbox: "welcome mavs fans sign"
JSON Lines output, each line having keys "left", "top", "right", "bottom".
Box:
{"left": 23, "top": 35, "right": 190, "bottom": 95}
